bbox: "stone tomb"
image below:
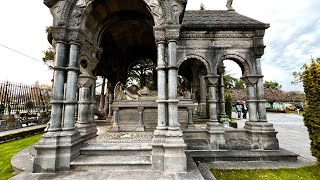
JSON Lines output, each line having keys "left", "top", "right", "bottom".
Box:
{"left": 111, "top": 99, "right": 194, "bottom": 131}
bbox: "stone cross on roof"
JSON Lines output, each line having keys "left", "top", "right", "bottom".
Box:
{"left": 226, "top": 0, "right": 235, "bottom": 11}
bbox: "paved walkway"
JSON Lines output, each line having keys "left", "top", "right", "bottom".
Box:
{"left": 210, "top": 112, "right": 318, "bottom": 169}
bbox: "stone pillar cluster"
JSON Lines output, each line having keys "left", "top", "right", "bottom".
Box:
{"left": 33, "top": 28, "right": 86, "bottom": 173}
{"left": 206, "top": 75, "right": 225, "bottom": 150}
{"left": 152, "top": 26, "right": 187, "bottom": 173}
{"left": 33, "top": 28, "right": 99, "bottom": 172}
{"left": 242, "top": 75, "right": 279, "bottom": 150}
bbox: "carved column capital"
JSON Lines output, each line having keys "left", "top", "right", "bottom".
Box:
{"left": 205, "top": 75, "right": 220, "bottom": 86}
{"left": 154, "top": 27, "right": 166, "bottom": 43}
{"left": 241, "top": 75, "right": 263, "bottom": 86}
{"left": 165, "top": 25, "right": 181, "bottom": 41}
{"left": 51, "top": 26, "right": 67, "bottom": 43}
{"left": 67, "top": 29, "right": 86, "bottom": 45}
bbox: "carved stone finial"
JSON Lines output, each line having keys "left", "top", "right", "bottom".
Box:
{"left": 226, "top": 0, "right": 235, "bottom": 11}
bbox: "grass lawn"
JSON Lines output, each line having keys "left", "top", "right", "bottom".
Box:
{"left": 212, "top": 164, "right": 320, "bottom": 180}
{"left": 0, "top": 134, "right": 42, "bottom": 180}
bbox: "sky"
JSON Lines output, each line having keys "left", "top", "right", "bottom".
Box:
{"left": 0, "top": 0, "right": 319, "bottom": 91}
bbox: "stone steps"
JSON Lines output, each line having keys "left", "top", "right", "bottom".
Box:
{"left": 187, "top": 149, "right": 298, "bottom": 162}
{"left": 81, "top": 143, "right": 152, "bottom": 156}
{"left": 71, "top": 155, "right": 152, "bottom": 171}
{"left": 71, "top": 143, "right": 153, "bottom": 171}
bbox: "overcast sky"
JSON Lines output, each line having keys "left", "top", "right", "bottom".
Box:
{"left": 0, "top": 0, "right": 319, "bottom": 91}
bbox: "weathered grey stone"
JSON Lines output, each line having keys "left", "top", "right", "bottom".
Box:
{"left": 33, "top": 130, "right": 81, "bottom": 173}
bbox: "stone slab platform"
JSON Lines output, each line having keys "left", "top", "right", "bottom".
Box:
{"left": 11, "top": 149, "right": 206, "bottom": 180}
{"left": 187, "top": 149, "right": 298, "bottom": 162}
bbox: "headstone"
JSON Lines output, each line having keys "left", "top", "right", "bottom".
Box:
{"left": 0, "top": 120, "right": 6, "bottom": 132}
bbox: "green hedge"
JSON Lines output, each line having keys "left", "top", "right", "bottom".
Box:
{"left": 301, "top": 58, "right": 320, "bottom": 162}
{"left": 0, "top": 127, "right": 45, "bottom": 144}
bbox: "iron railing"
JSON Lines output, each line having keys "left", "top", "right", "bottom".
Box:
{"left": 0, "top": 81, "right": 51, "bottom": 114}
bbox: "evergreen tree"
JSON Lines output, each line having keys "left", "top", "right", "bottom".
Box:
{"left": 299, "top": 58, "right": 320, "bottom": 162}
{"left": 225, "top": 92, "right": 232, "bottom": 119}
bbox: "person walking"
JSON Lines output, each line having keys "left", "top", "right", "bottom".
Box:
{"left": 242, "top": 101, "right": 248, "bottom": 119}
{"left": 235, "top": 101, "right": 242, "bottom": 119}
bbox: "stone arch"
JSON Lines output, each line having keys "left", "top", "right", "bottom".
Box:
{"left": 59, "top": 0, "right": 167, "bottom": 29}
{"left": 177, "top": 54, "right": 211, "bottom": 75}
{"left": 214, "top": 53, "right": 253, "bottom": 77}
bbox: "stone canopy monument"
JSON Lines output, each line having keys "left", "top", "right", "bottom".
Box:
{"left": 27, "top": 0, "right": 292, "bottom": 178}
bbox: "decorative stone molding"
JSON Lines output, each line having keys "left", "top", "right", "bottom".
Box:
{"left": 180, "top": 32, "right": 255, "bottom": 39}
{"left": 214, "top": 40, "right": 253, "bottom": 47}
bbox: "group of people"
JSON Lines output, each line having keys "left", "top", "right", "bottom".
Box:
{"left": 235, "top": 101, "right": 248, "bottom": 119}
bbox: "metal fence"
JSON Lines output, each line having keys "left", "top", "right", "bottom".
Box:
{"left": 0, "top": 81, "right": 51, "bottom": 115}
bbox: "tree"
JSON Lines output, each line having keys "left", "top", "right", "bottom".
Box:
{"left": 264, "top": 81, "right": 282, "bottom": 90}
{"left": 297, "top": 57, "right": 320, "bottom": 162}
{"left": 42, "top": 27, "right": 55, "bottom": 68}
{"left": 225, "top": 92, "right": 232, "bottom": 119}
{"left": 127, "top": 59, "right": 156, "bottom": 89}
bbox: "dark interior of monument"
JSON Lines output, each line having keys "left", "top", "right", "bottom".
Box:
{"left": 87, "top": 0, "right": 157, "bottom": 86}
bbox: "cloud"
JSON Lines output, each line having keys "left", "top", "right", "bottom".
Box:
{"left": 187, "top": 0, "right": 320, "bottom": 91}
{"left": 0, "top": 0, "right": 319, "bottom": 92}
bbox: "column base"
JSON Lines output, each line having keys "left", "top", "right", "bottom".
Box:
{"left": 77, "top": 122, "right": 98, "bottom": 141}
{"left": 244, "top": 121, "right": 279, "bottom": 150}
{"left": 109, "top": 123, "right": 119, "bottom": 132}
{"left": 33, "top": 130, "right": 81, "bottom": 173}
{"left": 135, "top": 124, "right": 145, "bottom": 132}
{"left": 151, "top": 129, "right": 167, "bottom": 171}
{"left": 163, "top": 130, "right": 187, "bottom": 173}
{"left": 206, "top": 121, "right": 225, "bottom": 150}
